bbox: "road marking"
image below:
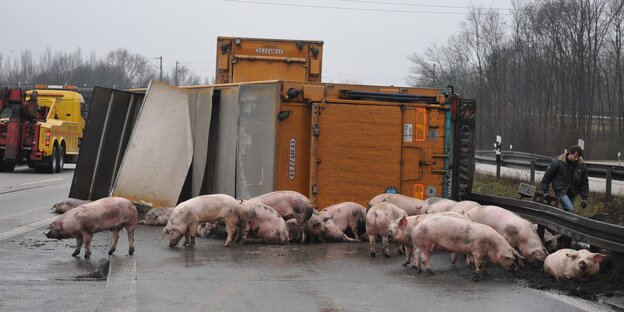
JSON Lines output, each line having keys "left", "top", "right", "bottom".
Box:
{"left": 543, "top": 291, "right": 613, "bottom": 312}
{"left": 98, "top": 251, "right": 137, "bottom": 311}
{"left": 0, "top": 216, "right": 58, "bottom": 241}
{"left": 20, "top": 178, "right": 62, "bottom": 186}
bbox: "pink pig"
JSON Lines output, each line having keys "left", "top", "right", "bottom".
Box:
{"left": 450, "top": 200, "right": 481, "bottom": 214}
{"left": 366, "top": 202, "right": 408, "bottom": 257}
{"left": 320, "top": 202, "right": 367, "bottom": 242}
{"left": 466, "top": 205, "right": 548, "bottom": 263}
{"left": 368, "top": 194, "right": 424, "bottom": 216}
{"left": 411, "top": 215, "right": 524, "bottom": 274}
{"left": 303, "top": 210, "right": 329, "bottom": 243}
{"left": 387, "top": 211, "right": 469, "bottom": 267}
{"left": 543, "top": 249, "right": 607, "bottom": 280}
{"left": 162, "top": 194, "right": 243, "bottom": 248}
{"left": 240, "top": 201, "right": 291, "bottom": 244}
{"left": 420, "top": 197, "right": 458, "bottom": 214}
{"left": 45, "top": 197, "right": 138, "bottom": 258}
{"left": 248, "top": 191, "right": 314, "bottom": 243}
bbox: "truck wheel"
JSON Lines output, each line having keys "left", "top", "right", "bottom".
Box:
{"left": 55, "top": 146, "right": 64, "bottom": 173}
{"left": 1, "top": 160, "right": 15, "bottom": 172}
{"left": 45, "top": 146, "right": 58, "bottom": 174}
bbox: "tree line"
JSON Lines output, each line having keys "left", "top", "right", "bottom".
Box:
{"left": 0, "top": 48, "right": 208, "bottom": 90}
{"left": 408, "top": 0, "right": 624, "bottom": 160}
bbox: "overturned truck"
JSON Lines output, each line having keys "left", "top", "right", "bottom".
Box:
{"left": 69, "top": 80, "right": 476, "bottom": 209}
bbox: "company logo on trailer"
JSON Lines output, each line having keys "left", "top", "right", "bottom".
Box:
{"left": 256, "top": 48, "right": 284, "bottom": 55}
{"left": 289, "top": 138, "right": 296, "bottom": 180}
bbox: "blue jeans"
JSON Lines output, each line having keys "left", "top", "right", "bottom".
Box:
{"left": 559, "top": 194, "right": 577, "bottom": 213}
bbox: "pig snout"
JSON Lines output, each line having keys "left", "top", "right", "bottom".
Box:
{"left": 578, "top": 260, "right": 587, "bottom": 272}
{"left": 168, "top": 232, "right": 184, "bottom": 247}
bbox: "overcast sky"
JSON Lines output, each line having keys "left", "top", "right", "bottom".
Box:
{"left": 3, "top": 0, "right": 512, "bottom": 87}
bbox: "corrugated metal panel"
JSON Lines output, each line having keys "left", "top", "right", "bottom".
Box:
{"left": 214, "top": 87, "right": 239, "bottom": 196}
{"left": 69, "top": 87, "right": 143, "bottom": 200}
{"left": 236, "top": 83, "right": 279, "bottom": 199}
{"left": 315, "top": 103, "right": 402, "bottom": 208}
{"left": 112, "top": 81, "right": 193, "bottom": 207}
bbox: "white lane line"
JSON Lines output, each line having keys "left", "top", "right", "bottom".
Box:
{"left": 0, "top": 216, "right": 58, "bottom": 241}
{"left": 20, "top": 178, "right": 62, "bottom": 186}
{"left": 543, "top": 291, "right": 615, "bottom": 312}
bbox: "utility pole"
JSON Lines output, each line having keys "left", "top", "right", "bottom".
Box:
{"left": 156, "top": 56, "right": 163, "bottom": 81}
{"left": 175, "top": 61, "right": 179, "bottom": 86}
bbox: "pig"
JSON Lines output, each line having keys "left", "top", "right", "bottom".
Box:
{"left": 366, "top": 202, "right": 408, "bottom": 257}
{"left": 162, "top": 194, "right": 243, "bottom": 248}
{"left": 386, "top": 211, "right": 469, "bottom": 267}
{"left": 368, "top": 194, "right": 424, "bottom": 216}
{"left": 196, "top": 221, "right": 228, "bottom": 239}
{"left": 543, "top": 249, "right": 607, "bottom": 280}
{"left": 144, "top": 207, "right": 173, "bottom": 226}
{"left": 50, "top": 198, "right": 91, "bottom": 214}
{"left": 248, "top": 190, "right": 314, "bottom": 243}
{"left": 239, "top": 201, "right": 291, "bottom": 244}
{"left": 411, "top": 215, "right": 524, "bottom": 274}
{"left": 286, "top": 219, "right": 303, "bottom": 243}
{"left": 450, "top": 200, "right": 481, "bottom": 214}
{"left": 44, "top": 197, "right": 138, "bottom": 259}
{"left": 421, "top": 197, "right": 458, "bottom": 214}
{"left": 466, "top": 205, "right": 549, "bottom": 263}
{"left": 320, "top": 202, "right": 367, "bottom": 241}
{"left": 303, "top": 210, "right": 329, "bottom": 243}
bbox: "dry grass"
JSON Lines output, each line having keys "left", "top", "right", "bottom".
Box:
{"left": 472, "top": 173, "right": 624, "bottom": 226}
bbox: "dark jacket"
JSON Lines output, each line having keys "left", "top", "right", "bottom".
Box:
{"left": 541, "top": 153, "right": 589, "bottom": 199}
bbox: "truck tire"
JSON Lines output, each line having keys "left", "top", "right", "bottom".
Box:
{"left": 1, "top": 160, "right": 16, "bottom": 172}
{"left": 44, "top": 146, "right": 58, "bottom": 174}
{"left": 55, "top": 145, "right": 64, "bottom": 173}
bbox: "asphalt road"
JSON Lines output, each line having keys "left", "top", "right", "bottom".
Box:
{"left": 0, "top": 164, "right": 620, "bottom": 312}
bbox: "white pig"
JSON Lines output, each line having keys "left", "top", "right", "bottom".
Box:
{"left": 544, "top": 249, "right": 607, "bottom": 280}
{"left": 366, "top": 202, "right": 408, "bottom": 257}
{"left": 368, "top": 194, "right": 424, "bottom": 216}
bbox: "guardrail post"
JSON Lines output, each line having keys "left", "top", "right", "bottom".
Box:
{"left": 606, "top": 168, "right": 613, "bottom": 202}
{"left": 537, "top": 224, "right": 545, "bottom": 242}
{"left": 496, "top": 154, "right": 501, "bottom": 178}
{"left": 561, "top": 236, "right": 572, "bottom": 249}
{"left": 530, "top": 160, "right": 535, "bottom": 183}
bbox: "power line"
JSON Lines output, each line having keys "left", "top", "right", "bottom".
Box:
{"left": 222, "top": 0, "right": 476, "bottom": 14}
{"left": 336, "top": 0, "right": 511, "bottom": 11}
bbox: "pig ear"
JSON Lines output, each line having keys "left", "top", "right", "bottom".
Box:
{"left": 592, "top": 253, "right": 607, "bottom": 264}
{"left": 399, "top": 216, "right": 407, "bottom": 229}
{"left": 323, "top": 216, "right": 331, "bottom": 222}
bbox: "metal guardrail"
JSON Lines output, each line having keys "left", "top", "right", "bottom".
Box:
{"left": 467, "top": 192, "right": 624, "bottom": 254}
{"left": 475, "top": 150, "right": 624, "bottom": 180}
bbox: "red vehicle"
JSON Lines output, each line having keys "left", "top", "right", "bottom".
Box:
{"left": 0, "top": 86, "right": 84, "bottom": 173}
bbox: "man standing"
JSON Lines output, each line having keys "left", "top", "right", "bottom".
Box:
{"left": 541, "top": 145, "right": 589, "bottom": 213}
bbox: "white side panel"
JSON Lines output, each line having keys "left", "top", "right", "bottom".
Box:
{"left": 214, "top": 87, "right": 239, "bottom": 196}
{"left": 190, "top": 88, "right": 214, "bottom": 197}
{"left": 236, "top": 83, "right": 279, "bottom": 199}
{"left": 113, "top": 81, "right": 193, "bottom": 207}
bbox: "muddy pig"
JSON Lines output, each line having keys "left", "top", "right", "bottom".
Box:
{"left": 321, "top": 202, "right": 367, "bottom": 242}
{"left": 543, "top": 249, "right": 607, "bottom": 280}
{"left": 248, "top": 190, "right": 314, "bottom": 243}
{"left": 240, "top": 201, "right": 291, "bottom": 244}
{"left": 45, "top": 197, "right": 138, "bottom": 258}
{"left": 162, "top": 194, "right": 242, "bottom": 248}
{"left": 144, "top": 207, "right": 173, "bottom": 226}
{"left": 366, "top": 202, "right": 408, "bottom": 257}
{"left": 450, "top": 200, "right": 481, "bottom": 214}
{"left": 466, "top": 205, "right": 548, "bottom": 263}
{"left": 368, "top": 194, "right": 424, "bottom": 216}
{"left": 50, "top": 198, "right": 91, "bottom": 214}
{"left": 387, "top": 211, "right": 469, "bottom": 267}
{"left": 303, "top": 210, "right": 329, "bottom": 243}
{"left": 420, "top": 197, "right": 458, "bottom": 214}
{"left": 411, "top": 215, "right": 524, "bottom": 274}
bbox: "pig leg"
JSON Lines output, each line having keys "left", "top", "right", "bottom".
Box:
{"left": 368, "top": 234, "right": 377, "bottom": 257}
{"left": 450, "top": 252, "right": 458, "bottom": 264}
{"left": 126, "top": 225, "right": 136, "bottom": 255}
{"left": 223, "top": 220, "right": 237, "bottom": 247}
{"left": 421, "top": 247, "right": 434, "bottom": 275}
{"left": 351, "top": 224, "right": 361, "bottom": 242}
{"left": 403, "top": 245, "right": 413, "bottom": 266}
{"left": 83, "top": 233, "right": 93, "bottom": 259}
{"left": 382, "top": 236, "right": 390, "bottom": 257}
{"left": 299, "top": 225, "right": 306, "bottom": 244}
{"left": 72, "top": 236, "right": 83, "bottom": 257}
{"left": 108, "top": 228, "right": 120, "bottom": 255}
